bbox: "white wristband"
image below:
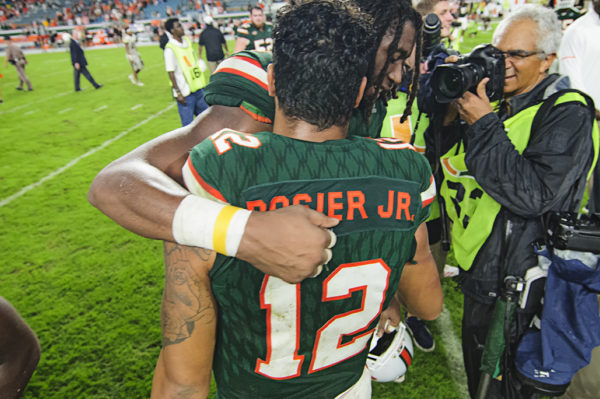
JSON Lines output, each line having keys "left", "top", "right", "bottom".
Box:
{"left": 172, "top": 195, "right": 251, "bottom": 256}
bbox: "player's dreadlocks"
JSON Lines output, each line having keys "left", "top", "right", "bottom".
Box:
{"left": 355, "top": 0, "right": 423, "bottom": 123}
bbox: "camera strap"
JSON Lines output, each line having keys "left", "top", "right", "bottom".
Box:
{"left": 530, "top": 89, "right": 598, "bottom": 254}
{"left": 529, "top": 89, "right": 596, "bottom": 147}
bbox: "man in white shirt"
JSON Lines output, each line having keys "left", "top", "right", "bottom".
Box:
{"left": 559, "top": 5, "right": 600, "bottom": 399}
{"left": 123, "top": 27, "right": 144, "bottom": 86}
{"left": 559, "top": 0, "right": 600, "bottom": 117}
{"left": 164, "top": 18, "right": 208, "bottom": 126}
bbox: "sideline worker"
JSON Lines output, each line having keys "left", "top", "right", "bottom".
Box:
{"left": 438, "top": 5, "right": 598, "bottom": 398}
{"left": 164, "top": 18, "right": 208, "bottom": 126}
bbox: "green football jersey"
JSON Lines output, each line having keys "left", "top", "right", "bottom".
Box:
{"left": 204, "top": 50, "right": 389, "bottom": 136}
{"left": 236, "top": 21, "right": 274, "bottom": 51}
{"left": 182, "top": 130, "right": 435, "bottom": 399}
{"left": 205, "top": 51, "right": 275, "bottom": 123}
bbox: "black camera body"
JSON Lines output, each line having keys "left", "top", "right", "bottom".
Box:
{"left": 431, "top": 44, "right": 505, "bottom": 103}
{"left": 545, "top": 212, "right": 600, "bottom": 253}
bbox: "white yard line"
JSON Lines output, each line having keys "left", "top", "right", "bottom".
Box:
{"left": 1, "top": 102, "right": 32, "bottom": 114}
{"left": 58, "top": 108, "right": 72, "bottom": 114}
{"left": 24, "top": 110, "right": 37, "bottom": 116}
{"left": 51, "top": 91, "right": 72, "bottom": 99}
{"left": 434, "top": 304, "right": 470, "bottom": 399}
{"left": 0, "top": 103, "right": 176, "bottom": 209}
{"left": 0, "top": 90, "right": 73, "bottom": 115}
{"left": 130, "top": 104, "right": 143, "bottom": 111}
{"left": 94, "top": 105, "right": 108, "bottom": 112}
{"left": 0, "top": 63, "right": 162, "bottom": 115}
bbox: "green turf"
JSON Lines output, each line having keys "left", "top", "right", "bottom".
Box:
{"left": 1, "top": 27, "right": 495, "bottom": 398}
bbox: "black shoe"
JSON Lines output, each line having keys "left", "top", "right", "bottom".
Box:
{"left": 405, "top": 315, "right": 435, "bottom": 352}
{"left": 26, "top": 88, "right": 34, "bottom": 91}
{"left": 75, "top": 88, "right": 82, "bottom": 92}
{"left": 0, "top": 99, "right": 4, "bottom": 103}
{"left": 95, "top": 84, "right": 103, "bottom": 89}
{"left": 16, "top": 87, "right": 23, "bottom": 91}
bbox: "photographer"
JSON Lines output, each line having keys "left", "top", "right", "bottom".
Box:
{"left": 435, "top": 5, "right": 598, "bottom": 398}
{"left": 415, "top": 0, "right": 455, "bottom": 49}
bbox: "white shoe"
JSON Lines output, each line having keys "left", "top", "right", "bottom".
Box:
{"left": 136, "top": 81, "right": 144, "bottom": 86}
{"left": 128, "top": 74, "right": 136, "bottom": 84}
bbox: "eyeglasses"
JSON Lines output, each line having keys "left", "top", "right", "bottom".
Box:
{"left": 498, "top": 49, "right": 546, "bottom": 60}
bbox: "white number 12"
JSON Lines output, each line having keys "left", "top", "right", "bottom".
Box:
{"left": 255, "top": 260, "right": 391, "bottom": 379}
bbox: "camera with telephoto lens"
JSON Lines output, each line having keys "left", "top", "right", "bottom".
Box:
{"left": 422, "top": 13, "right": 441, "bottom": 59}
{"left": 430, "top": 44, "right": 505, "bottom": 103}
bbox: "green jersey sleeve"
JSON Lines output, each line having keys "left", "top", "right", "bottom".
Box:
{"left": 204, "top": 51, "right": 275, "bottom": 123}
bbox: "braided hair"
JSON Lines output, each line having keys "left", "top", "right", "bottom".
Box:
{"left": 355, "top": 0, "right": 423, "bottom": 122}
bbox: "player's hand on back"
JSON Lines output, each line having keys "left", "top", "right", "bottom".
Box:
{"left": 237, "top": 205, "right": 339, "bottom": 284}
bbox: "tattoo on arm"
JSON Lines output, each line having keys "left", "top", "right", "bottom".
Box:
{"left": 161, "top": 243, "right": 216, "bottom": 347}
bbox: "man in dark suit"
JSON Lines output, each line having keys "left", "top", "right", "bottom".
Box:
{"left": 67, "top": 30, "right": 102, "bottom": 92}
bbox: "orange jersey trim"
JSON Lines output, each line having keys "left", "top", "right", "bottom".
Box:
{"left": 185, "top": 157, "right": 227, "bottom": 202}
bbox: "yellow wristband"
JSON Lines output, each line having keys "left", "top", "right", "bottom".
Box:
{"left": 172, "top": 196, "right": 251, "bottom": 256}
{"left": 213, "top": 205, "right": 241, "bottom": 255}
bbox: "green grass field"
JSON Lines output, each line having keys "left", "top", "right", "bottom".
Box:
{"left": 0, "top": 28, "right": 494, "bottom": 399}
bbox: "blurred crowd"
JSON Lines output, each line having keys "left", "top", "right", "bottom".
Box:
{"left": 1, "top": 0, "right": 227, "bottom": 30}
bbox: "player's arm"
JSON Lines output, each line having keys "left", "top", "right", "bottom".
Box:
{"left": 151, "top": 243, "right": 217, "bottom": 399}
{"left": 395, "top": 222, "right": 443, "bottom": 321}
{"left": 0, "top": 297, "right": 41, "bottom": 399}
{"left": 87, "top": 105, "right": 337, "bottom": 283}
{"left": 233, "top": 36, "right": 250, "bottom": 53}
{"left": 89, "top": 106, "right": 269, "bottom": 242}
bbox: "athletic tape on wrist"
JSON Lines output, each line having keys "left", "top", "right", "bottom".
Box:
{"left": 172, "top": 195, "right": 251, "bottom": 256}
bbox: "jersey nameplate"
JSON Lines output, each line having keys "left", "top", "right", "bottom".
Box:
{"left": 241, "top": 176, "right": 422, "bottom": 236}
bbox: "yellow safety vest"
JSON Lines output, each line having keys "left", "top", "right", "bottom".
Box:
{"left": 440, "top": 91, "right": 599, "bottom": 270}
{"left": 166, "top": 36, "right": 207, "bottom": 92}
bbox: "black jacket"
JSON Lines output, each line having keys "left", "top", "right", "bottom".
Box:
{"left": 199, "top": 25, "right": 226, "bottom": 61}
{"left": 70, "top": 39, "right": 87, "bottom": 66}
{"left": 457, "top": 74, "right": 596, "bottom": 303}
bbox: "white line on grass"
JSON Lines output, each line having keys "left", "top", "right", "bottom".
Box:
{"left": 0, "top": 90, "right": 73, "bottom": 115}
{"left": 58, "top": 108, "right": 72, "bottom": 114}
{"left": 24, "top": 110, "right": 37, "bottom": 115}
{"left": 0, "top": 63, "right": 163, "bottom": 115}
{"left": 2, "top": 103, "right": 31, "bottom": 114}
{"left": 51, "top": 91, "right": 72, "bottom": 99}
{"left": 0, "top": 103, "right": 176, "bottom": 209}
{"left": 434, "top": 304, "right": 470, "bottom": 399}
{"left": 131, "top": 104, "right": 143, "bottom": 111}
{"left": 94, "top": 105, "right": 108, "bottom": 112}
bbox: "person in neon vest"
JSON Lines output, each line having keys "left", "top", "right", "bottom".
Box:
{"left": 443, "top": 4, "right": 598, "bottom": 398}
{"left": 164, "top": 18, "right": 209, "bottom": 127}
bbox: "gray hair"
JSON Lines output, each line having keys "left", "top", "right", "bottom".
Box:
{"left": 492, "top": 4, "right": 562, "bottom": 58}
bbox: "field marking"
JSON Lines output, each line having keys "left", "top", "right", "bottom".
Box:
{"left": 0, "top": 103, "right": 176, "bottom": 209}
{"left": 130, "top": 104, "right": 143, "bottom": 111}
{"left": 0, "top": 62, "right": 164, "bottom": 115}
{"left": 94, "top": 105, "right": 108, "bottom": 112}
{"left": 1, "top": 102, "right": 32, "bottom": 114}
{"left": 0, "top": 90, "right": 73, "bottom": 115}
{"left": 59, "top": 108, "right": 72, "bottom": 114}
{"left": 24, "top": 110, "right": 37, "bottom": 115}
{"left": 434, "top": 304, "right": 470, "bottom": 399}
{"left": 51, "top": 91, "right": 72, "bottom": 99}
